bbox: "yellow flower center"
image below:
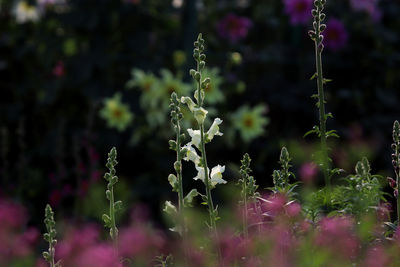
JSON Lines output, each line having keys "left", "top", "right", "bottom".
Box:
{"left": 243, "top": 116, "right": 254, "bottom": 128}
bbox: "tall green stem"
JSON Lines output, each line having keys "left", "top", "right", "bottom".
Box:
{"left": 311, "top": 1, "right": 330, "bottom": 189}
{"left": 314, "top": 39, "right": 329, "bottom": 188}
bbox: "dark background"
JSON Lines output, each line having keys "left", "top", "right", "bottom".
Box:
{"left": 0, "top": 0, "right": 399, "bottom": 228}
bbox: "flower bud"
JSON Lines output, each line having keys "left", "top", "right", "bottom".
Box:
{"left": 387, "top": 177, "right": 396, "bottom": 188}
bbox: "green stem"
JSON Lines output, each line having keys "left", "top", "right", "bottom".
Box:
{"left": 396, "top": 145, "right": 400, "bottom": 225}
{"left": 109, "top": 187, "right": 118, "bottom": 249}
{"left": 176, "top": 123, "right": 189, "bottom": 266}
{"left": 199, "top": 124, "right": 216, "bottom": 229}
{"left": 314, "top": 14, "right": 330, "bottom": 189}
{"left": 242, "top": 179, "right": 248, "bottom": 239}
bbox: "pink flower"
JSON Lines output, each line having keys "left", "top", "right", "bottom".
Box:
{"left": 350, "top": 0, "right": 381, "bottom": 22}
{"left": 363, "top": 246, "right": 389, "bottom": 267}
{"left": 56, "top": 224, "right": 100, "bottom": 261}
{"left": 299, "top": 162, "right": 318, "bottom": 184}
{"left": 49, "top": 189, "right": 62, "bottom": 207}
{"left": 0, "top": 199, "right": 27, "bottom": 229}
{"left": 315, "top": 217, "right": 359, "bottom": 259}
{"left": 285, "top": 201, "right": 301, "bottom": 217}
{"left": 52, "top": 61, "right": 65, "bottom": 78}
{"left": 118, "top": 224, "right": 165, "bottom": 260}
{"left": 283, "top": 0, "right": 313, "bottom": 25}
{"left": 323, "top": 18, "right": 348, "bottom": 51}
{"left": 261, "top": 193, "right": 287, "bottom": 217}
{"left": 77, "top": 245, "right": 121, "bottom": 267}
{"left": 217, "top": 13, "right": 252, "bottom": 43}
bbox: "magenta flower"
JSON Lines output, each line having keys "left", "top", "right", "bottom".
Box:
{"left": 299, "top": 162, "right": 318, "bottom": 184}
{"left": 323, "top": 18, "right": 348, "bottom": 51}
{"left": 217, "top": 13, "right": 252, "bottom": 43}
{"left": 350, "top": 0, "right": 381, "bottom": 22}
{"left": 283, "top": 0, "right": 313, "bottom": 25}
{"left": 315, "top": 217, "right": 359, "bottom": 259}
{"left": 52, "top": 60, "right": 65, "bottom": 78}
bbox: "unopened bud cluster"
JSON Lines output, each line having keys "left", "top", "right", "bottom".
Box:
{"left": 239, "top": 153, "right": 259, "bottom": 201}
{"left": 189, "top": 34, "right": 211, "bottom": 106}
{"left": 389, "top": 121, "right": 400, "bottom": 198}
{"left": 43, "top": 204, "right": 58, "bottom": 266}
{"left": 308, "top": 0, "right": 327, "bottom": 51}
{"left": 272, "top": 147, "right": 294, "bottom": 193}
{"left": 102, "top": 147, "right": 122, "bottom": 241}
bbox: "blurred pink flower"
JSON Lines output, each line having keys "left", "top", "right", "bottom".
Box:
{"left": 217, "top": 230, "right": 252, "bottom": 265}
{"left": 316, "top": 217, "right": 359, "bottom": 259}
{"left": 56, "top": 224, "right": 100, "bottom": 261}
{"left": 283, "top": 0, "right": 313, "bottom": 25}
{"left": 0, "top": 199, "right": 27, "bottom": 228}
{"left": 350, "top": 0, "right": 381, "bottom": 22}
{"left": 285, "top": 201, "right": 301, "bottom": 218}
{"left": 77, "top": 245, "right": 121, "bottom": 267}
{"left": 49, "top": 189, "right": 62, "bottom": 207}
{"left": 260, "top": 193, "right": 287, "bottom": 217}
{"left": 299, "top": 162, "right": 318, "bottom": 184}
{"left": 0, "top": 199, "right": 38, "bottom": 263}
{"left": 323, "top": 18, "right": 348, "bottom": 51}
{"left": 217, "top": 13, "right": 252, "bottom": 42}
{"left": 118, "top": 224, "right": 165, "bottom": 260}
{"left": 363, "top": 246, "right": 389, "bottom": 267}
{"left": 52, "top": 60, "right": 65, "bottom": 77}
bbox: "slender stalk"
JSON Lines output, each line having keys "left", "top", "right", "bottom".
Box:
{"left": 199, "top": 124, "right": 216, "bottom": 229}
{"left": 391, "top": 121, "right": 400, "bottom": 225}
{"left": 176, "top": 124, "right": 185, "bottom": 214}
{"left": 109, "top": 186, "right": 118, "bottom": 248}
{"left": 314, "top": 31, "right": 330, "bottom": 189}
{"left": 310, "top": 0, "right": 330, "bottom": 189}
{"left": 242, "top": 178, "right": 248, "bottom": 239}
{"left": 43, "top": 204, "right": 57, "bottom": 267}
{"left": 102, "top": 147, "right": 122, "bottom": 253}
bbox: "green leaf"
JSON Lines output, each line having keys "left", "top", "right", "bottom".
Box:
{"left": 304, "top": 126, "right": 320, "bottom": 138}
{"left": 323, "top": 78, "right": 332, "bottom": 84}
{"left": 310, "top": 73, "right": 318, "bottom": 80}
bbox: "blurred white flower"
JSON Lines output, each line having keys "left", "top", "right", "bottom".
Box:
{"left": 14, "top": 1, "right": 40, "bottom": 24}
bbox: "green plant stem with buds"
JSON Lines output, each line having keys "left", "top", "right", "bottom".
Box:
{"left": 309, "top": 0, "right": 330, "bottom": 189}
{"left": 102, "top": 147, "right": 123, "bottom": 250}
{"left": 193, "top": 34, "right": 217, "bottom": 232}
{"left": 169, "top": 92, "right": 188, "bottom": 265}
{"left": 392, "top": 121, "right": 400, "bottom": 224}
{"left": 43, "top": 204, "right": 59, "bottom": 267}
{"left": 189, "top": 33, "right": 222, "bottom": 263}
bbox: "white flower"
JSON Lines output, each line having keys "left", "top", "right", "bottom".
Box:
{"left": 14, "top": 1, "right": 40, "bottom": 24}
{"left": 207, "top": 118, "right": 223, "bottom": 141}
{"left": 181, "top": 96, "right": 196, "bottom": 112}
{"left": 193, "top": 107, "right": 208, "bottom": 124}
{"left": 193, "top": 165, "right": 227, "bottom": 188}
{"left": 187, "top": 129, "right": 201, "bottom": 148}
{"left": 193, "top": 165, "right": 208, "bottom": 183}
{"left": 182, "top": 143, "right": 200, "bottom": 165}
{"left": 210, "top": 165, "right": 227, "bottom": 187}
